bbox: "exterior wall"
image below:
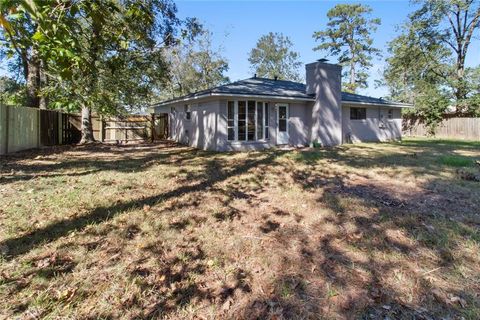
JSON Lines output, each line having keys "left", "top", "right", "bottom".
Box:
{"left": 341, "top": 105, "right": 402, "bottom": 143}
{"left": 306, "top": 62, "right": 343, "bottom": 146}
{"left": 191, "top": 101, "right": 219, "bottom": 150}
{"left": 287, "top": 102, "right": 311, "bottom": 147}
{"left": 154, "top": 98, "right": 404, "bottom": 151}
{"left": 154, "top": 99, "right": 220, "bottom": 151}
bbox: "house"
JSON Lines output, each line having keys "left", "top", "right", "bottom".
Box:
{"left": 152, "top": 60, "right": 412, "bottom": 151}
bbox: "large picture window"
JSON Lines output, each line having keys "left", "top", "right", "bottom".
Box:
{"left": 227, "top": 100, "right": 269, "bottom": 141}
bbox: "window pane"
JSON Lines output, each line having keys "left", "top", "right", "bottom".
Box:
{"left": 265, "top": 103, "right": 269, "bottom": 126}
{"left": 238, "top": 101, "right": 246, "bottom": 140}
{"left": 227, "top": 101, "right": 235, "bottom": 140}
{"left": 228, "top": 128, "right": 235, "bottom": 141}
{"left": 247, "top": 101, "right": 255, "bottom": 140}
{"left": 257, "top": 102, "right": 263, "bottom": 140}
{"left": 278, "top": 106, "right": 287, "bottom": 132}
{"left": 228, "top": 101, "right": 234, "bottom": 121}
{"left": 350, "top": 107, "right": 366, "bottom": 120}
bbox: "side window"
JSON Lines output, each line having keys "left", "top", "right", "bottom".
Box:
{"left": 171, "top": 106, "right": 176, "bottom": 113}
{"left": 388, "top": 109, "right": 393, "bottom": 119}
{"left": 184, "top": 105, "right": 191, "bottom": 120}
{"left": 350, "top": 107, "right": 366, "bottom": 120}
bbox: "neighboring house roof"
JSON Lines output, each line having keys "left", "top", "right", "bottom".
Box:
{"left": 153, "top": 77, "right": 412, "bottom": 108}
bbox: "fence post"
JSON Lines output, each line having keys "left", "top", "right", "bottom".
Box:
{"left": 5, "top": 105, "right": 10, "bottom": 154}
{"left": 150, "top": 113, "right": 155, "bottom": 142}
{"left": 58, "top": 112, "right": 63, "bottom": 145}
{"left": 100, "top": 115, "right": 104, "bottom": 142}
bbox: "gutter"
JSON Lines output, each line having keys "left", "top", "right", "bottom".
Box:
{"left": 341, "top": 100, "right": 413, "bottom": 108}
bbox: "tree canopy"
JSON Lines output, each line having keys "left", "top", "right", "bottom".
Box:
{"left": 382, "top": 0, "right": 480, "bottom": 132}
{"left": 0, "top": 0, "right": 201, "bottom": 142}
{"left": 162, "top": 30, "right": 229, "bottom": 98}
{"left": 313, "top": 4, "right": 381, "bottom": 93}
{"left": 248, "top": 32, "right": 302, "bottom": 82}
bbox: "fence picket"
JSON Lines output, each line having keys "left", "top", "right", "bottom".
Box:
{"left": 404, "top": 117, "right": 480, "bottom": 140}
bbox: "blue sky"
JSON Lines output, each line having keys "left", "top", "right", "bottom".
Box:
{"left": 1, "top": 1, "right": 478, "bottom": 98}
{"left": 176, "top": 0, "right": 480, "bottom": 97}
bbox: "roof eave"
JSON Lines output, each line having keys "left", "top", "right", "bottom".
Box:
{"left": 152, "top": 92, "right": 315, "bottom": 107}
{"left": 341, "top": 100, "right": 413, "bottom": 108}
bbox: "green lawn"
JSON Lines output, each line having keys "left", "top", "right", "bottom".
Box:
{"left": 0, "top": 138, "right": 479, "bottom": 319}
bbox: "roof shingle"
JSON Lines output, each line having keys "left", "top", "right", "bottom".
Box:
{"left": 154, "top": 77, "right": 410, "bottom": 107}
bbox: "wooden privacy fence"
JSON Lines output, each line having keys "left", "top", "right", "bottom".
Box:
{"left": 404, "top": 117, "right": 480, "bottom": 140}
{"left": 0, "top": 105, "right": 75, "bottom": 155}
{"left": 1, "top": 104, "right": 169, "bottom": 155}
{"left": 67, "top": 113, "right": 168, "bottom": 143}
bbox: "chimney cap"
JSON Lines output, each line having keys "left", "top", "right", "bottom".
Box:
{"left": 274, "top": 75, "right": 278, "bottom": 81}
{"left": 317, "top": 58, "right": 329, "bottom": 63}
{"left": 254, "top": 73, "right": 257, "bottom": 78}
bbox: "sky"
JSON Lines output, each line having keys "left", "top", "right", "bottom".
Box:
{"left": 175, "top": 0, "right": 480, "bottom": 98}
{"left": 1, "top": 1, "right": 478, "bottom": 98}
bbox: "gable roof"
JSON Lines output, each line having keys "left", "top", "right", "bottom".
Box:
{"left": 153, "top": 77, "right": 412, "bottom": 108}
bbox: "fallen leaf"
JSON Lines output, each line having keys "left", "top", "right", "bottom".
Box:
{"left": 449, "top": 295, "right": 467, "bottom": 308}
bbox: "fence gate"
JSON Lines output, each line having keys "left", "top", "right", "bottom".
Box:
{"left": 40, "top": 110, "right": 60, "bottom": 146}
{"left": 155, "top": 113, "right": 169, "bottom": 139}
{"left": 63, "top": 113, "right": 81, "bottom": 144}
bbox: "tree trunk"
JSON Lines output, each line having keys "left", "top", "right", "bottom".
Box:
{"left": 349, "top": 64, "right": 356, "bottom": 90}
{"left": 39, "top": 59, "right": 48, "bottom": 109}
{"left": 26, "top": 53, "right": 40, "bottom": 109}
{"left": 80, "top": 105, "right": 95, "bottom": 144}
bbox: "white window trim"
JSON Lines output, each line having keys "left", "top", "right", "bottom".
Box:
{"left": 227, "top": 100, "right": 270, "bottom": 143}
{"left": 185, "top": 104, "right": 191, "bottom": 121}
{"left": 264, "top": 102, "right": 269, "bottom": 140}
{"left": 276, "top": 103, "right": 289, "bottom": 140}
{"left": 234, "top": 101, "right": 238, "bottom": 141}
{"left": 387, "top": 109, "right": 394, "bottom": 121}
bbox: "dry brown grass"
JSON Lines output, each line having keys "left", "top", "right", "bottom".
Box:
{"left": 0, "top": 138, "right": 479, "bottom": 319}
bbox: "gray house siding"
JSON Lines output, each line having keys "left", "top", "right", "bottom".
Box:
{"left": 306, "top": 62, "right": 343, "bottom": 146}
{"left": 342, "top": 105, "right": 402, "bottom": 143}
{"left": 288, "top": 102, "right": 311, "bottom": 147}
{"left": 155, "top": 99, "right": 220, "bottom": 151}
{"left": 190, "top": 101, "right": 219, "bottom": 150}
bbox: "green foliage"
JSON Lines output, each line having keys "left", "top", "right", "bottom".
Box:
{"left": 0, "top": 76, "right": 26, "bottom": 106}
{"left": 382, "top": 23, "right": 451, "bottom": 104}
{"left": 383, "top": 0, "right": 480, "bottom": 134}
{"left": 409, "top": 0, "right": 480, "bottom": 105}
{"left": 162, "top": 30, "right": 229, "bottom": 98}
{"left": 313, "top": 4, "right": 381, "bottom": 92}
{"left": 438, "top": 155, "right": 472, "bottom": 167}
{"left": 0, "top": 0, "right": 200, "bottom": 114}
{"left": 248, "top": 32, "right": 302, "bottom": 82}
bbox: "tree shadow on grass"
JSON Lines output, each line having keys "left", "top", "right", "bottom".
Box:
{"left": 0, "top": 149, "right": 285, "bottom": 260}
{"left": 0, "top": 142, "right": 217, "bottom": 185}
{"left": 235, "top": 143, "right": 479, "bottom": 319}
